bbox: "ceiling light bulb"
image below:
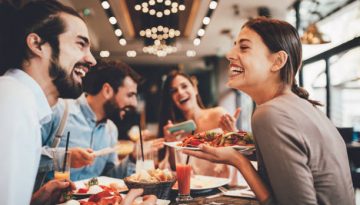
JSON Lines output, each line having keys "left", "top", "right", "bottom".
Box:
{"left": 179, "top": 4, "right": 185, "bottom": 11}
{"left": 142, "top": 7, "right": 149, "bottom": 13}
{"left": 164, "top": 0, "right": 171, "bottom": 6}
{"left": 154, "top": 40, "right": 160, "bottom": 46}
{"left": 157, "top": 0, "right": 163, "bottom": 2}
{"left": 115, "top": 29, "right": 122, "bottom": 36}
{"left": 151, "top": 34, "right": 157, "bottom": 39}
{"left": 175, "top": 30, "right": 181, "bottom": 36}
{"left": 156, "top": 12, "right": 163, "bottom": 18}
{"left": 127, "top": 50, "right": 136, "bottom": 57}
{"left": 149, "top": 0, "right": 155, "bottom": 6}
{"left": 139, "top": 30, "right": 146, "bottom": 36}
{"left": 209, "top": 1, "right": 217, "bottom": 9}
{"left": 134, "top": 4, "right": 141, "bottom": 11}
{"left": 101, "top": 1, "right": 110, "bottom": 9}
{"left": 163, "top": 27, "right": 169, "bottom": 33}
{"left": 141, "top": 2, "right": 148, "bottom": 7}
{"left": 193, "top": 38, "right": 201, "bottom": 46}
{"left": 151, "top": 27, "right": 157, "bottom": 33}
{"left": 171, "top": 7, "right": 178, "bottom": 13}
{"left": 164, "top": 9, "right": 170, "bottom": 15}
{"left": 203, "top": 17, "right": 210, "bottom": 25}
{"left": 149, "top": 9, "right": 156, "bottom": 15}
{"left": 171, "top": 2, "right": 178, "bottom": 7}
{"left": 157, "top": 25, "right": 164, "bottom": 31}
{"left": 197, "top": 28, "right": 205, "bottom": 36}
{"left": 119, "top": 38, "right": 127, "bottom": 46}
{"left": 100, "top": 50, "right": 110, "bottom": 57}
{"left": 109, "top": 17, "right": 117, "bottom": 24}
{"left": 186, "top": 50, "right": 196, "bottom": 57}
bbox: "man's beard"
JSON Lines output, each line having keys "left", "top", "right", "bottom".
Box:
{"left": 103, "top": 97, "right": 120, "bottom": 121}
{"left": 49, "top": 58, "right": 83, "bottom": 99}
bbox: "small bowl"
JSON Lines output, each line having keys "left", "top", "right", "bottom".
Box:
{"left": 123, "top": 177, "right": 176, "bottom": 199}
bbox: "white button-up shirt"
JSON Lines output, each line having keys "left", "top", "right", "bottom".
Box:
{"left": 0, "top": 69, "right": 52, "bottom": 205}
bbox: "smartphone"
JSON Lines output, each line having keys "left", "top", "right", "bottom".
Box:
{"left": 168, "top": 120, "right": 196, "bottom": 134}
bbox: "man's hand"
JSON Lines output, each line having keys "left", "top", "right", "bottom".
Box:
{"left": 31, "top": 179, "right": 76, "bottom": 205}
{"left": 69, "top": 147, "right": 95, "bottom": 168}
{"left": 219, "top": 107, "right": 241, "bottom": 132}
{"left": 121, "top": 189, "right": 157, "bottom": 205}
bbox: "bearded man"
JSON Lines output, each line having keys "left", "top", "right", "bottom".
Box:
{"left": 41, "top": 60, "right": 140, "bottom": 181}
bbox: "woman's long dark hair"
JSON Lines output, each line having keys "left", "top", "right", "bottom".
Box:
{"left": 157, "top": 71, "right": 205, "bottom": 160}
{"left": 243, "top": 17, "right": 322, "bottom": 106}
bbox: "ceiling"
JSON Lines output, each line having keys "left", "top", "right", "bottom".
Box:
{"left": 60, "top": 0, "right": 348, "bottom": 66}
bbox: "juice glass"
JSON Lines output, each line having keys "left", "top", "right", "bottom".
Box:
{"left": 53, "top": 149, "right": 71, "bottom": 180}
{"left": 175, "top": 150, "right": 192, "bottom": 202}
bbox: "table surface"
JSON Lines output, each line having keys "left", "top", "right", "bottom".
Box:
{"left": 168, "top": 186, "right": 259, "bottom": 205}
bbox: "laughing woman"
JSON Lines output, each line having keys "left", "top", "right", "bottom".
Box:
{"left": 157, "top": 71, "right": 240, "bottom": 182}
{"left": 183, "top": 17, "right": 355, "bottom": 205}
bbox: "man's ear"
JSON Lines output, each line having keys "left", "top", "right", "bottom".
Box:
{"left": 101, "top": 83, "right": 114, "bottom": 100}
{"left": 271, "top": 50, "right": 288, "bottom": 72}
{"left": 26, "top": 33, "right": 45, "bottom": 57}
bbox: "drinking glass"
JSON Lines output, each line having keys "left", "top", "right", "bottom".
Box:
{"left": 175, "top": 150, "right": 192, "bottom": 202}
{"left": 53, "top": 149, "right": 71, "bottom": 180}
{"left": 135, "top": 140, "right": 155, "bottom": 173}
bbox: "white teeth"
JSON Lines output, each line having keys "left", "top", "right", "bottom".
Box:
{"left": 74, "top": 67, "right": 86, "bottom": 77}
{"left": 230, "top": 66, "right": 244, "bottom": 73}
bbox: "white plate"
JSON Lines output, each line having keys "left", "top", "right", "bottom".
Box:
{"left": 164, "top": 141, "right": 255, "bottom": 153}
{"left": 172, "top": 175, "right": 230, "bottom": 191}
{"left": 73, "top": 176, "right": 128, "bottom": 196}
{"left": 75, "top": 195, "right": 170, "bottom": 205}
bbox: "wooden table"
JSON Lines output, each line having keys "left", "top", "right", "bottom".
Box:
{"left": 168, "top": 187, "right": 259, "bottom": 205}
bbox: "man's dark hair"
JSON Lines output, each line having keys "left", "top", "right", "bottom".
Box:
{"left": 0, "top": 0, "right": 82, "bottom": 74}
{"left": 83, "top": 60, "right": 141, "bottom": 95}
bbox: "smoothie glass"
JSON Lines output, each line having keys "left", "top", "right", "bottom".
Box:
{"left": 175, "top": 150, "right": 192, "bottom": 202}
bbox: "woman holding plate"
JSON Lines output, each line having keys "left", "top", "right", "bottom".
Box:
{"left": 183, "top": 17, "right": 355, "bottom": 205}
{"left": 158, "top": 71, "right": 241, "bottom": 183}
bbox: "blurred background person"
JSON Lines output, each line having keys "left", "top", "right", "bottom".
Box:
{"left": 158, "top": 71, "right": 240, "bottom": 183}
{"left": 40, "top": 60, "right": 140, "bottom": 182}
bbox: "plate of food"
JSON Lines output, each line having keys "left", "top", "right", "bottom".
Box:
{"left": 172, "top": 175, "right": 230, "bottom": 191}
{"left": 164, "top": 130, "right": 255, "bottom": 153}
{"left": 73, "top": 176, "right": 128, "bottom": 198}
{"left": 58, "top": 194, "right": 170, "bottom": 205}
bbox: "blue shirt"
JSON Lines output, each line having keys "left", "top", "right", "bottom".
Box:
{"left": 42, "top": 94, "right": 119, "bottom": 181}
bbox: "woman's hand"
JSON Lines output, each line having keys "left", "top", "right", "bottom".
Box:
{"left": 163, "top": 120, "right": 184, "bottom": 142}
{"left": 182, "top": 144, "right": 240, "bottom": 166}
{"left": 121, "top": 189, "right": 157, "bottom": 205}
{"left": 219, "top": 107, "right": 241, "bottom": 132}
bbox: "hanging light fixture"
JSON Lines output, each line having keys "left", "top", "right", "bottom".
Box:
{"left": 301, "top": 23, "right": 331, "bottom": 44}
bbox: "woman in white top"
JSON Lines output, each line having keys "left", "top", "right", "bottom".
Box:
{"left": 158, "top": 71, "right": 240, "bottom": 181}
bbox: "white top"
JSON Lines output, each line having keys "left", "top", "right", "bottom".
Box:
{"left": 0, "top": 69, "right": 52, "bottom": 205}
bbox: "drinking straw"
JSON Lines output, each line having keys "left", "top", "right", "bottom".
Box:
{"left": 62, "top": 131, "right": 70, "bottom": 173}
{"left": 138, "top": 113, "right": 145, "bottom": 162}
{"left": 185, "top": 130, "right": 195, "bottom": 165}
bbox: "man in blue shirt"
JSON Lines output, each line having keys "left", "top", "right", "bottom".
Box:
{"left": 41, "top": 60, "right": 139, "bottom": 181}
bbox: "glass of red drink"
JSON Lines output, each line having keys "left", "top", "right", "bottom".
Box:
{"left": 175, "top": 150, "right": 193, "bottom": 202}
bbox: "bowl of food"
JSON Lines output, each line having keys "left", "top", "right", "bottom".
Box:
{"left": 124, "top": 168, "right": 176, "bottom": 199}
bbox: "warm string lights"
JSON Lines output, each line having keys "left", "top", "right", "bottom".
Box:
{"left": 140, "top": 26, "right": 180, "bottom": 40}
{"left": 134, "top": 0, "right": 185, "bottom": 17}
{"left": 135, "top": 0, "right": 185, "bottom": 57}
{"left": 193, "top": 0, "right": 218, "bottom": 46}
{"left": 99, "top": 0, "right": 126, "bottom": 57}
